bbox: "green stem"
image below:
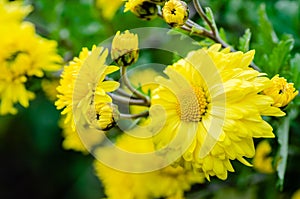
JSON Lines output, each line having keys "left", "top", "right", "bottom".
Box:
{"left": 191, "top": 0, "right": 261, "bottom": 71}
{"left": 158, "top": 1, "right": 261, "bottom": 71}
{"left": 109, "top": 92, "right": 150, "bottom": 107}
{"left": 192, "top": 0, "right": 216, "bottom": 36}
{"left": 119, "top": 111, "right": 149, "bottom": 119}
{"left": 115, "top": 87, "right": 139, "bottom": 99}
{"left": 120, "top": 66, "right": 150, "bottom": 104}
{"left": 105, "top": 76, "right": 139, "bottom": 99}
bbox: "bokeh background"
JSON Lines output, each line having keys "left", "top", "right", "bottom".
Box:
{"left": 1, "top": 0, "right": 300, "bottom": 199}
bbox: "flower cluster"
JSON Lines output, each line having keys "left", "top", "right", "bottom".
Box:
{"left": 0, "top": 0, "right": 62, "bottom": 115}
{"left": 1, "top": 0, "right": 300, "bottom": 198}
{"left": 55, "top": 26, "right": 299, "bottom": 198}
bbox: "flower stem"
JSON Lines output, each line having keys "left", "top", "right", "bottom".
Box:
{"left": 192, "top": 0, "right": 216, "bottom": 36}
{"left": 119, "top": 111, "right": 149, "bottom": 119}
{"left": 191, "top": 0, "right": 261, "bottom": 71}
{"left": 109, "top": 92, "right": 150, "bottom": 107}
{"left": 115, "top": 87, "right": 139, "bottom": 99}
{"left": 120, "top": 66, "right": 150, "bottom": 104}
{"left": 158, "top": 1, "right": 261, "bottom": 71}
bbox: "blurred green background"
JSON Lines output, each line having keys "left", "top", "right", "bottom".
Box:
{"left": 1, "top": 0, "right": 300, "bottom": 199}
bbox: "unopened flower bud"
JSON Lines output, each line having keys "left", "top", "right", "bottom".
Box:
{"left": 263, "top": 75, "right": 298, "bottom": 108}
{"left": 94, "top": 103, "right": 119, "bottom": 131}
{"left": 162, "top": 0, "right": 189, "bottom": 27}
{"left": 124, "top": 0, "right": 158, "bottom": 20}
{"left": 111, "top": 30, "right": 139, "bottom": 67}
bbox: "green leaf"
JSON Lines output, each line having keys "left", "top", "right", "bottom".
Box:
{"left": 205, "top": 7, "right": 217, "bottom": 31}
{"left": 219, "top": 27, "right": 228, "bottom": 43}
{"left": 238, "top": 29, "right": 251, "bottom": 52}
{"left": 257, "top": 4, "right": 278, "bottom": 52}
{"left": 268, "top": 35, "right": 294, "bottom": 75}
{"left": 276, "top": 115, "right": 290, "bottom": 190}
{"left": 190, "top": 26, "right": 204, "bottom": 35}
{"left": 290, "top": 53, "right": 300, "bottom": 88}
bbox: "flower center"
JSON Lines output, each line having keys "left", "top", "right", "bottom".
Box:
{"left": 176, "top": 86, "right": 208, "bottom": 122}
{"left": 171, "top": 8, "right": 176, "bottom": 15}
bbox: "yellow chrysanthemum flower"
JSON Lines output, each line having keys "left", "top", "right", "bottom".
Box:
{"left": 55, "top": 46, "right": 119, "bottom": 152}
{"left": 0, "top": 0, "right": 62, "bottom": 115}
{"left": 0, "top": 0, "right": 32, "bottom": 24}
{"left": 124, "top": 0, "right": 158, "bottom": 20}
{"left": 0, "top": 22, "right": 62, "bottom": 115}
{"left": 162, "top": 0, "right": 189, "bottom": 27}
{"left": 150, "top": 44, "right": 285, "bottom": 180}
{"left": 94, "top": 132, "right": 204, "bottom": 199}
{"left": 253, "top": 140, "right": 274, "bottom": 174}
{"left": 263, "top": 74, "right": 298, "bottom": 108}
{"left": 111, "top": 30, "right": 139, "bottom": 67}
{"left": 95, "top": 0, "right": 123, "bottom": 20}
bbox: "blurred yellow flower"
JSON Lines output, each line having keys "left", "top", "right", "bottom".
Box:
{"left": 59, "top": 116, "right": 105, "bottom": 153}
{"left": 0, "top": 0, "right": 32, "bottom": 24}
{"left": 124, "top": 0, "right": 158, "bottom": 20}
{"left": 0, "top": 21, "right": 62, "bottom": 115}
{"left": 253, "top": 140, "right": 274, "bottom": 174}
{"left": 124, "top": 0, "right": 145, "bottom": 12}
{"left": 162, "top": 0, "right": 189, "bottom": 27}
{"left": 263, "top": 74, "right": 298, "bottom": 108}
{"left": 55, "top": 46, "right": 119, "bottom": 152}
{"left": 292, "top": 189, "right": 300, "bottom": 199}
{"left": 95, "top": 0, "right": 123, "bottom": 20}
{"left": 111, "top": 30, "right": 139, "bottom": 67}
{"left": 41, "top": 79, "right": 60, "bottom": 101}
{"left": 94, "top": 132, "right": 204, "bottom": 199}
{"left": 151, "top": 44, "right": 285, "bottom": 180}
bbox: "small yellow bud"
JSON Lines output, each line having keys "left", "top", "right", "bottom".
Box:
{"left": 111, "top": 30, "right": 139, "bottom": 67}
{"left": 263, "top": 75, "right": 299, "bottom": 108}
{"left": 88, "top": 103, "right": 119, "bottom": 131}
{"left": 162, "top": 0, "right": 189, "bottom": 27}
{"left": 124, "top": 0, "right": 158, "bottom": 20}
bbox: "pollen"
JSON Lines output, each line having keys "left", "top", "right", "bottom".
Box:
{"left": 176, "top": 86, "right": 208, "bottom": 122}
